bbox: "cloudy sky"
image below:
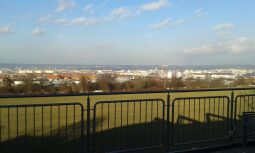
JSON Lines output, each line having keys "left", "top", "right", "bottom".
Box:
{"left": 0, "top": 0, "right": 255, "bottom": 65}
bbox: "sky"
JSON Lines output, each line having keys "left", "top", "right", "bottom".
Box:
{"left": 0, "top": 0, "right": 255, "bottom": 65}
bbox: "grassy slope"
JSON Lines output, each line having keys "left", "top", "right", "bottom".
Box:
{"left": 0, "top": 90, "right": 254, "bottom": 152}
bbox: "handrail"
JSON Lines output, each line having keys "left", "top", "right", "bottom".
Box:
{"left": 0, "top": 87, "right": 254, "bottom": 98}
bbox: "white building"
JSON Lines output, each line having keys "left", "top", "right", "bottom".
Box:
{"left": 115, "top": 76, "right": 131, "bottom": 83}
{"left": 182, "top": 70, "right": 193, "bottom": 79}
{"left": 18, "top": 70, "right": 26, "bottom": 74}
{"left": 97, "top": 70, "right": 113, "bottom": 74}
{"left": 159, "top": 73, "right": 167, "bottom": 79}
{"left": 14, "top": 81, "right": 24, "bottom": 85}
{"left": 74, "top": 80, "right": 80, "bottom": 84}
{"left": 17, "top": 70, "right": 33, "bottom": 74}
{"left": 211, "top": 74, "right": 236, "bottom": 79}
{"left": 167, "top": 71, "right": 173, "bottom": 79}
{"left": 191, "top": 74, "right": 206, "bottom": 79}
{"left": 176, "top": 71, "right": 183, "bottom": 78}
{"left": 140, "top": 71, "right": 148, "bottom": 77}
{"left": 34, "top": 70, "right": 42, "bottom": 73}
{"left": 44, "top": 70, "right": 54, "bottom": 74}
{"left": 26, "top": 70, "right": 33, "bottom": 74}
{"left": 232, "top": 69, "right": 247, "bottom": 76}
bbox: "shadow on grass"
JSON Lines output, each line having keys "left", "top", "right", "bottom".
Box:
{"left": 0, "top": 113, "right": 246, "bottom": 153}
{"left": 0, "top": 117, "right": 104, "bottom": 153}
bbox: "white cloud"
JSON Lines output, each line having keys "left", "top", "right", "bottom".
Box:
{"left": 38, "top": 15, "right": 52, "bottom": 23}
{"left": 84, "top": 4, "right": 93, "bottom": 13}
{"left": 53, "top": 7, "right": 133, "bottom": 27}
{"left": 213, "top": 23, "right": 235, "bottom": 31}
{"left": 184, "top": 37, "right": 255, "bottom": 55}
{"left": 42, "top": 1, "right": 173, "bottom": 27}
{"left": 32, "top": 28, "right": 45, "bottom": 36}
{"left": 54, "top": 18, "right": 70, "bottom": 25}
{"left": 150, "top": 18, "right": 171, "bottom": 29}
{"left": 71, "top": 17, "right": 97, "bottom": 26}
{"left": 104, "top": 7, "right": 133, "bottom": 21}
{"left": 40, "top": 1, "right": 173, "bottom": 27}
{"left": 56, "top": 0, "right": 75, "bottom": 12}
{"left": 194, "top": 8, "right": 205, "bottom": 17}
{"left": 150, "top": 18, "right": 185, "bottom": 29}
{"left": 224, "top": 37, "right": 255, "bottom": 53}
{"left": 141, "top": 0, "right": 172, "bottom": 11}
{"left": 184, "top": 45, "right": 216, "bottom": 54}
{"left": 173, "top": 18, "right": 186, "bottom": 25}
{"left": 0, "top": 26, "right": 14, "bottom": 35}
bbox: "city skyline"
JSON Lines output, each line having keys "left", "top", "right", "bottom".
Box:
{"left": 1, "top": 0, "right": 255, "bottom": 65}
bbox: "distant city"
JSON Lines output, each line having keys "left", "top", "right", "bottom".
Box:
{"left": 0, "top": 63, "right": 255, "bottom": 94}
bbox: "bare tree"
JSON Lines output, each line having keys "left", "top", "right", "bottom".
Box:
{"left": 2, "top": 76, "right": 13, "bottom": 93}
{"left": 79, "top": 76, "right": 88, "bottom": 93}
{"left": 23, "top": 76, "right": 34, "bottom": 94}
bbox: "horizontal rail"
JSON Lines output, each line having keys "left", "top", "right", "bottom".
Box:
{"left": 243, "top": 112, "right": 255, "bottom": 116}
{"left": 173, "top": 138, "right": 227, "bottom": 147}
{"left": 106, "top": 145, "right": 163, "bottom": 153}
{"left": 173, "top": 96, "right": 230, "bottom": 102}
{"left": 235, "top": 94, "right": 255, "bottom": 99}
{"left": 0, "top": 87, "right": 255, "bottom": 98}
{"left": 0, "top": 102, "right": 84, "bottom": 108}
{"left": 94, "top": 98, "right": 165, "bottom": 106}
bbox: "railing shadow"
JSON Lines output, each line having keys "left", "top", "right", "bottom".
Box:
{"left": 93, "top": 113, "right": 231, "bottom": 153}
{"left": 0, "top": 117, "right": 104, "bottom": 153}
{"left": 0, "top": 113, "right": 252, "bottom": 153}
{"left": 170, "top": 113, "right": 229, "bottom": 151}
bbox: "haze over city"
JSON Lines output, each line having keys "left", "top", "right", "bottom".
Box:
{"left": 1, "top": 0, "right": 255, "bottom": 65}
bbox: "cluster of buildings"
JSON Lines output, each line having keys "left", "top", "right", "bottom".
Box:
{"left": 0, "top": 66, "right": 255, "bottom": 87}
{"left": 169, "top": 69, "right": 250, "bottom": 80}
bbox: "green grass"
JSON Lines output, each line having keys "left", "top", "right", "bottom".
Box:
{"left": 0, "top": 90, "right": 254, "bottom": 153}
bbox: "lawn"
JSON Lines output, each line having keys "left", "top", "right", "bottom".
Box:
{"left": 0, "top": 89, "right": 254, "bottom": 153}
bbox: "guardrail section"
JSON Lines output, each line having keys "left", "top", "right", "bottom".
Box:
{"left": 171, "top": 96, "right": 230, "bottom": 148}
{"left": 234, "top": 95, "right": 255, "bottom": 139}
{"left": 0, "top": 103, "right": 84, "bottom": 153}
{"left": 93, "top": 99, "right": 165, "bottom": 153}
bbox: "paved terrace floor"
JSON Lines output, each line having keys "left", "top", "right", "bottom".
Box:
{"left": 212, "top": 146, "right": 255, "bottom": 153}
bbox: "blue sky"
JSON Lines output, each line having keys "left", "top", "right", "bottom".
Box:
{"left": 0, "top": 0, "right": 255, "bottom": 65}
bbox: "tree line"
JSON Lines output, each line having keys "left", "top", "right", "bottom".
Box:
{"left": 0, "top": 75, "right": 253, "bottom": 95}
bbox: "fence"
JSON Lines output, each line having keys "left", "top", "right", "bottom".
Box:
{"left": 242, "top": 112, "right": 255, "bottom": 147}
{"left": 0, "top": 103, "right": 84, "bottom": 153}
{"left": 0, "top": 87, "right": 255, "bottom": 153}
{"left": 171, "top": 96, "right": 230, "bottom": 147}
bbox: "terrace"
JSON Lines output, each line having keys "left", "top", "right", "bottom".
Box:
{"left": 0, "top": 87, "right": 255, "bottom": 153}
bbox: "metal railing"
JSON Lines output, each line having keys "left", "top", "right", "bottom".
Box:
{"left": 242, "top": 112, "right": 255, "bottom": 148}
{"left": 0, "top": 87, "right": 255, "bottom": 153}
{"left": 0, "top": 102, "right": 84, "bottom": 153}
{"left": 92, "top": 99, "right": 165, "bottom": 153}
{"left": 171, "top": 96, "right": 230, "bottom": 147}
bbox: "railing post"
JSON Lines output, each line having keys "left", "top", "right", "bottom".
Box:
{"left": 80, "top": 104, "right": 85, "bottom": 153}
{"left": 229, "top": 90, "right": 234, "bottom": 144}
{"left": 165, "top": 92, "right": 170, "bottom": 152}
{"left": 87, "top": 95, "right": 91, "bottom": 153}
{"left": 242, "top": 113, "right": 248, "bottom": 148}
